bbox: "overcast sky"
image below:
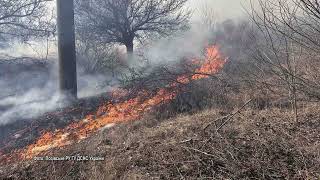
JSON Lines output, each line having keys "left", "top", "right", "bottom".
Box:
{"left": 189, "top": 0, "right": 249, "bottom": 21}
{"left": 47, "top": 0, "right": 249, "bottom": 22}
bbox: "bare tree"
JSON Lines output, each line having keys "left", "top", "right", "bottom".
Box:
{"left": 198, "top": 4, "right": 217, "bottom": 33}
{"left": 246, "top": 0, "right": 320, "bottom": 121}
{"left": 248, "top": 0, "right": 320, "bottom": 52}
{"left": 75, "top": 0, "right": 190, "bottom": 55}
{"left": 0, "top": 0, "right": 54, "bottom": 41}
{"left": 76, "top": 38, "right": 125, "bottom": 76}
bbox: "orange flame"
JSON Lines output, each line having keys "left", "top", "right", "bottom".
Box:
{"left": 3, "top": 45, "right": 226, "bottom": 161}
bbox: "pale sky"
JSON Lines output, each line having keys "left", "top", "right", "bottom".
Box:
{"left": 49, "top": 0, "right": 250, "bottom": 20}
{"left": 49, "top": 0, "right": 250, "bottom": 23}
{"left": 189, "top": 0, "right": 249, "bottom": 21}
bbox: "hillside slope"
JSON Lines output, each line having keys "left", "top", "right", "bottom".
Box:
{"left": 1, "top": 105, "right": 320, "bottom": 179}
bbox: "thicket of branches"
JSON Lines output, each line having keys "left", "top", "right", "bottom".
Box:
{"left": 0, "top": 0, "right": 55, "bottom": 42}
{"left": 200, "top": 0, "right": 320, "bottom": 121}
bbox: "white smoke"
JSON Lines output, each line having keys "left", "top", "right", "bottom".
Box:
{"left": 0, "top": 57, "right": 115, "bottom": 125}
{"left": 0, "top": 89, "right": 61, "bottom": 125}
{"left": 139, "top": 22, "right": 213, "bottom": 68}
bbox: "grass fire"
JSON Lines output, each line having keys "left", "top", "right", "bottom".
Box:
{"left": 0, "top": 0, "right": 320, "bottom": 179}
{"left": 1, "top": 46, "right": 226, "bottom": 162}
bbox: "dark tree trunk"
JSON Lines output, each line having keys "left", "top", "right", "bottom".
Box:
{"left": 57, "top": 0, "right": 77, "bottom": 100}
{"left": 125, "top": 40, "right": 134, "bottom": 54}
{"left": 124, "top": 34, "right": 134, "bottom": 61}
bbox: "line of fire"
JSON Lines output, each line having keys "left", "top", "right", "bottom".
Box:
{"left": 0, "top": 45, "right": 226, "bottom": 163}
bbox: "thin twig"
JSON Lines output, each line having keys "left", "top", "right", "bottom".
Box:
{"left": 203, "top": 99, "right": 253, "bottom": 131}
{"left": 216, "top": 99, "right": 253, "bottom": 131}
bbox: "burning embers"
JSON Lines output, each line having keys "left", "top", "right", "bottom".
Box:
{"left": 1, "top": 45, "right": 226, "bottom": 162}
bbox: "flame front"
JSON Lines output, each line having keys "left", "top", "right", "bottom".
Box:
{"left": 8, "top": 46, "right": 226, "bottom": 160}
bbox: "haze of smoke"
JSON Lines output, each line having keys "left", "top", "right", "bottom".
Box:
{"left": 141, "top": 24, "right": 212, "bottom": 68}
{"left": 0, "top": 58, "right": 115, "bottom": 125}
{"left": 0, "top": 20, "right": 214, "bottom": 126}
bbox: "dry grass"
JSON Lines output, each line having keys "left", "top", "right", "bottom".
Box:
{"left": 1, "top": 104, "right": 319, "bottom": 180}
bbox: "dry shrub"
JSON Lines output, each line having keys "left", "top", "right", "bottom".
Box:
{"left": 153, "top": 78, "right": 234, "bottom": 120}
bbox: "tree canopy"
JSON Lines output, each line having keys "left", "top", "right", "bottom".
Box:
{"left": 76, "top": 0, "right": 191, "bottom": 53}
{"left": 0, "top": 0, "right": 54, "bottom": 42}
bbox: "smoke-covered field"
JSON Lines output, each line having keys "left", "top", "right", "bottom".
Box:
{"left": 0, "top": 0, "right": 243, "bottom": 126}
{"left": 0, "top": 57, "right": 115, "bottom": 125}
{"left": 0, "top": 21, "right": 215, "bottom": 126}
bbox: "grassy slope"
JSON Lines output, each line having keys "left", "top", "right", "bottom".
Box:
{"left": 1, "top": 105, "right": 320, "bottom": 179}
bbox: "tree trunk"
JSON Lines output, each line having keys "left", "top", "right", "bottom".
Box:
{"left": 292, "top": 73, "right": 298, "bottom": 122}
{"left": 57, "top": 0, "right": 77, "bottom": 100}
{"left": 126, "top": 41, "right": 134, "bottom": 53}
{"left": 125, "top": 39, "right": 134, "bottom": 60}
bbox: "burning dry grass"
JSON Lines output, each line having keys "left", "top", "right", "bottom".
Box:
{"left": 1, "top": 104, "right": 319, "bottom": 179}
{"left": 0, "top": 45, "right": 225, "bottom": 161}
